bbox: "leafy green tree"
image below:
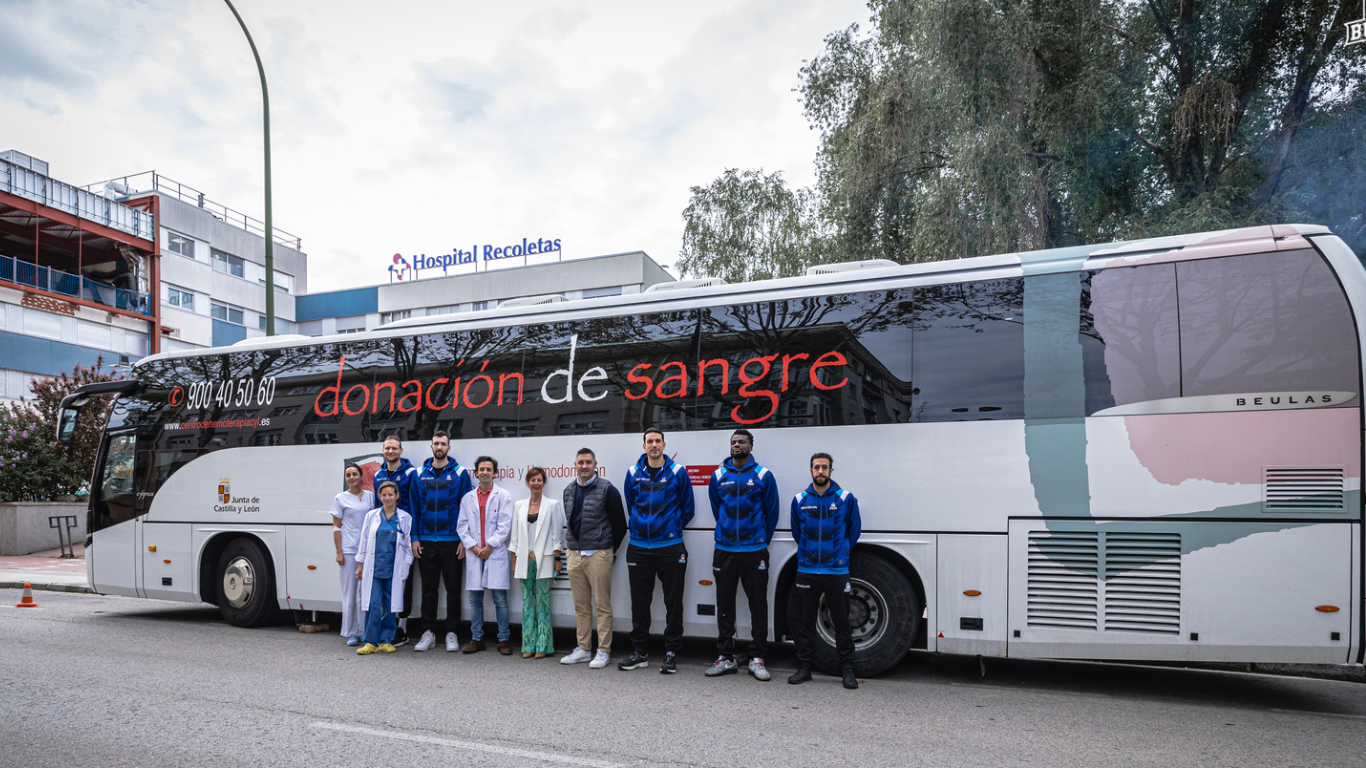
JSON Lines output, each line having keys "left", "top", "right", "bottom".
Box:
{"left": 800, "top": 0, "right": 1365, "bottom": 260}
{"left": 682, "top": 0, "right": 1366, "bottom": 275}
{"left": 678, "top": 169, "right": 829, "bottom": 281}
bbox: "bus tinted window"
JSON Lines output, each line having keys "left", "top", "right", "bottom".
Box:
{"left": 913, "top": 278, "right": 1025, "bottom": 421}
{"left": 1081, "top": 264, "right": 1181, "bottom": 414}
{"left": 1176, "top": 249, "right": 1359, "bottom": 402}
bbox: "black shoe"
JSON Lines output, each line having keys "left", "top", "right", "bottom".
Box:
{"left": 660, "top": 652, "right": 678, "bottom": 674}
{"left": 842, "top": 669, "right": 859, "bottom": 689}
{"left": 787, "top": 666, "right": 812, "bottom": 685}
{"left": 391, "top": 629, "right": 409, "bottom": 648}
{"left": 617, "top": 652, "right": 649, "bottom": 671}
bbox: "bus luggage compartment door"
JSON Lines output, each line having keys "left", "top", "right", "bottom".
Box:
{"left": 90, "top": 521, "right": 140, "bottom": 598}
{"left": 285, "top": 525, "right": 342, "bottom": 613}
{"left": 141, "top": 523, "right": 192, "bottom": 601}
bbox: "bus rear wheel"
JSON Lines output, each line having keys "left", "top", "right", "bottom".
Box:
{"left": 215, "top": 538, "right": 278, "bottom": 627}
{"left": 785, "top": 552, "right": 919, "bottom": 677}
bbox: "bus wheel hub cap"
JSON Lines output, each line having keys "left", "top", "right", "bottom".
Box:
{"left": 223, "top": 556, "right": 255, "bottom": 609}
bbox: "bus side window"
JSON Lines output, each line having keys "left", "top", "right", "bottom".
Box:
{"left": 100, "top": 435, "right": 138, "bottom": 524}
{"left": 913, "top": 278, "right": 1025, "bottom": 422}
{"left": 1082, "top": 264, "right": 1181, "bottom": 414}
{"left": 1175, "top": 249, "right": 1359, "bottom": 401}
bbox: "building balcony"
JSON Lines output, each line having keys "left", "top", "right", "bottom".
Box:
{"left": 0, "top": 254, "right": 150, "bottom": 317}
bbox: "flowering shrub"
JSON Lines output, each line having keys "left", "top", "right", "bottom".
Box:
{"left": 27, "top": 358, "right": 122, "bottom": 494}
{"left": 0, "top": 402, "right": 83, "bottom": 501}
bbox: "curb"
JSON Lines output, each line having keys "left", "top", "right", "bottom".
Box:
{"left": 1, "top": 580, "right": 94, "bottom": 594}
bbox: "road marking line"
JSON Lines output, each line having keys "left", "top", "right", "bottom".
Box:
{"left": 310, "top": 722, "right": 623, "bottom": 767}
{"left": 1269, "top": 708, "right": 1366, "bottom": 720}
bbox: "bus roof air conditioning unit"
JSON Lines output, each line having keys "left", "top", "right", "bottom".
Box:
{"left": 805, "top": 259, "right": 900, "bottom": 276}
{"left": 645, "top": 278, "right": 727, "bottom": 293}
{"left": 497, "top": 293, "right": 568, "bottom": 309}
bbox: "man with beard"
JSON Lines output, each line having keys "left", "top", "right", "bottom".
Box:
{"left": 412, "top": 431, "right": 473, "bottom": 653}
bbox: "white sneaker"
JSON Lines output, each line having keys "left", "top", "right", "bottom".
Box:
{"left": 560, "top": 647, "right": 592, "bottom": 665}
{"left": 414, "top": 630, "right": 436, "bottom": 652}
{"left": 445, "top": 632, "right": 459, "bottom": 652}
{"left": 589, "top": 650, "right": 611, "bottom": 669}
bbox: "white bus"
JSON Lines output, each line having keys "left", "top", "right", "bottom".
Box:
{"left": 59, "top": 224, "right": 1364, "bottom": 675}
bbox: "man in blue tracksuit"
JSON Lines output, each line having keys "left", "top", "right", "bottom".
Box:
{"left": 411, "top": 430, "right": 473, "bottom": 653}
{"left": 705, "top": 429, "right": 778, "bottom": 681}
{"left": 618, "top": 427, "right": 695, "bottom": 674}
{"left": 372, "top": 435, "right": 421, "bottom": 645}
{"left": 788, "top": 451, "right": 861, "bottom": 690}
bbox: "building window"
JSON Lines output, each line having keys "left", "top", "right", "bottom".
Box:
{"left": 211, "top": 302, "right": 244, "bottom": 325}
{"left": 381, "top": 310, "right": 412, "bottom": 325}
{"left": 257, "top": 315, "right": 294, "bottom": 333}
{"left": 471, "top": 301, "right": 488, "bottom": 311}
{"left": 166, "top": 232, "right": 196, "bottom": 259}
{"left": 211, "top": 249, "right": 246, "bottom": 278}
{"left": 426, "top": 305, "right": 459, "bottom": 316}
{"left": 166, "top": 286, "right": 194, "bottom": 311}
{"left": 260, "top": 270, "right": 293, "bottom": 294}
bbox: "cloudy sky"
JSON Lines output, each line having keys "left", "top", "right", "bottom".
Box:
{"left": 1, "top": 0, "right": 870, "bottom": 292}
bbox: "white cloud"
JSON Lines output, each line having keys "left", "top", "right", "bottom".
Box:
{"left": 0, "top": 0, "right": 868, "bottom": 292}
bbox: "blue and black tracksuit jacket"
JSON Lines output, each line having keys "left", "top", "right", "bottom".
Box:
{"left": 708, "top": 455, "right": 779, "bottom": 553}
{"left": 372, "top": 457, "right": 420, "bottom": 523}
{"left": 790, "top": 480, "right": 861, "bottom": 575}
{"left": 414, "top": 457, "right": 473, "bottom": 542}
{"left": 623, "top": 454, "right": 695, "bottom": 549}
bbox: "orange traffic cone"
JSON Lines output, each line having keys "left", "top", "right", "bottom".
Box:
{"left": 15, "top": 582, "right": 38, "bottom": 608}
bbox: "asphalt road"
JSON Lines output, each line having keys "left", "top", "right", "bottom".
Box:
{"left": 2, "top": 590, "right": 1364, "bottom": 768}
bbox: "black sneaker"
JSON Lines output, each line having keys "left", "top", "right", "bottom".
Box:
{"left": 660, "top": 652, "right": 678, "bottom": 674}
{"left": 842, "top": 669, "right": 859, "bottom": 689}
{"left": 617, "top": 652, "right": 649, "bottom": 671}
{"left": 391, "top": 629, "right": 409, "bottom": 648}
{"left": 787, "top": 666, "right": 812, "bottom": 685}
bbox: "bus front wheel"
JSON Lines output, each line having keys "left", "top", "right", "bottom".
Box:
{"left": 785, "top": 552, "right": 919, "bottom": 677}
{"left": 215, "top": 538, "right": 278, "bottom": 627}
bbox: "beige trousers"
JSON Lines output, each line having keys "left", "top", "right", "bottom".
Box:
{"left": 567, "top": 549, "right": 614, "bottom": 653}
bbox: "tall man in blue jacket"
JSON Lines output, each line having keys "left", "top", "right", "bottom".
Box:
{"left": 411, "top": 431, "right": 473, "bottom": 654}
{"left": 788, "top": 451, "right": 862, "bottom": 690}
{"left": 705, "top": 428, "right": 779, "bottom": 681}
{"left": 618, "top": 427, "right": 695, "bottom": 674}
{"left": 372, "top": 435, "right": 421, "bottom": 645}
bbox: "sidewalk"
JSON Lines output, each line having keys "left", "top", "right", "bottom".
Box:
{"left": 0, "top": 544, "right": 92, "bottom": 593}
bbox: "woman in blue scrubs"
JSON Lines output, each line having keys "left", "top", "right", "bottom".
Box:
{"left": 355, "top": 480, "right": 414, "bottom": 655}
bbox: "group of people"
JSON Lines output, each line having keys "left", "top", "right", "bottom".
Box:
{"left": 329, "top": 427, "right": 863, "bottom": 689}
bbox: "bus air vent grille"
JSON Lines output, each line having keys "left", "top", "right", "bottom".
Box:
{"left": 1264, "top": 468, "right": 1345, "bottom": 512}
{"left": 1102, "top": 532, "right": 1181, "bottom": 635}
{"left": 1026, "top": 532, "right": 1099, "bottom": 630}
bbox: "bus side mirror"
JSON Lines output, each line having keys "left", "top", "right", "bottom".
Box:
{"left": 57, "top": 407, "right": 80, "bottom": 447}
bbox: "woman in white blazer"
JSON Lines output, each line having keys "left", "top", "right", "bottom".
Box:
{"left": 354, "top": 480, "right": 414, "bottom": 654}
{"left": 509, "top": 467, "right": 565, "bottom": 658}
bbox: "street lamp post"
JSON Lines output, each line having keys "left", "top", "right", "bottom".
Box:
{"left": 222, "top": 0, "right": 275, "bottom": 335}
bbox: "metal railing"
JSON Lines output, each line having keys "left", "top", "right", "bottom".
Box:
{"left": 0, "top": 254, "right": 151, "bottom": 316}
{"left": 81, "top": 170, "right": 302, "bottom": 250}
{"left": 1, "top": 157, "right": 156, "bottom": 241}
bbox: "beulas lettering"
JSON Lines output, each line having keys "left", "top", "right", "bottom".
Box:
{"left": 312, "top": 335, "right": 852, "bottom": 425}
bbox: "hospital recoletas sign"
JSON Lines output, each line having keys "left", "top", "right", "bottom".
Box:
{"left": 387, "top": 237, "right": 562, "bottom": 280}
{"left": 1349, "top": 1, "right": 1366, "bottom": 46}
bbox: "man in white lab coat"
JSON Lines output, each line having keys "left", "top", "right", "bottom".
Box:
{"left": 457, "top": 456, "right": 515, "bottom": 655}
